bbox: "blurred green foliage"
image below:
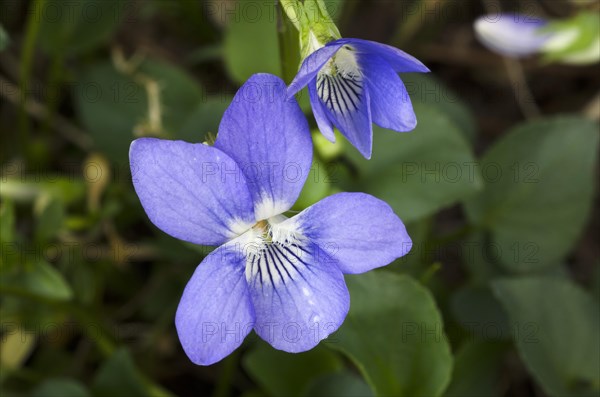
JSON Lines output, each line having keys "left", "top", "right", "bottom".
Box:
{"left": 464, "top": 117, "right": 599, "bottom": 272}
{"left": 493, "top": 278, "right": 600, "bottom": 396}
{"left": 330, "top": 272, "right": 453, "bottom": 397}
{"left": 243, "top": 344, "right": 343, "bottom": 396}
{"left": 1, "top": 1, "right": 599, "bottom": 397}
{"left": 346, "top": 102, "right": 482, "bottom": 223}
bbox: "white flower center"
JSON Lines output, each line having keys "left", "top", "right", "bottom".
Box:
{"left": 240, "top": 215, "right": 307, "bottom": 286}
{"left": 321, "top": 45, "right": 362, "bottom": 79}
{"left": 317, "top": 45, "right": 363, "bottom": 115}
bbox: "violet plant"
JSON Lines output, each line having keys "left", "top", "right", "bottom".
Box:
{"left": 129, "top": 74, "right": 412, "bottom": 365}
{"left": 128, "top": 0, "right": 426, "bottom": 366}
{"left": 3, "top": 0, "right": 599, "bottom": 395}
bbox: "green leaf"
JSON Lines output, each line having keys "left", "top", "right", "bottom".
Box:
{"left": 1, "top": 259, "right": 73, "bottom": 301}
{"left": 443, "top": 340, "right": 508, "bottom": 397}
{"left": 348, "top": 104, "right": 482, "bottom": 223}
{"left": 0, "top": 325, "right": 36, "bottom": 371}
{"left": 138, "top": 60, "right": 206, "bottom": 135}
{"left": 464, "top": 116, "right": 599, "bottom": 272}
{"left": 91, "top": 348, "right": 149, "bottom": 397}
{"left": 450, "top": 285, "right": 510, "bottom": 340}
{"left": 223, "top": 0, "right": 282, "bottom": 83}
{"left": 243, "top": 343, "right": 343, "bottom": 397}
{"left": 31, "top": 378, "right": 90, "bottom": 397}
{"left": 34, "top": 194, "right": 65, "bottom": 243}
{"left": 461, "top": 233, "right": 505, "bottom": 283}
{"left": 331, "top": 271, "right": 453, "bottom": 397}
{"left": 38, "top": 0, "right": 125, "bottom": 55}
{"left": 0, "top": 23, "right": 9, "bottom": 52}
{"left": 402, "top": 73, "right": 476, "bottom": 142}
{"left": 75, "top": 59, "right": 204, "bottom": 163}
{"left": 391, "top": 218, "right": 432, "bottom": 275}
{"left": 303, "top": 372, "right": 374, "bottom": 397}
{"left": 178, "top": 96, "right": 232, "bottom": 142}
{"left": 492, "top": 277, "right": 600, "bottom": 396}
{"left": 593, "top": 265, "right": 600, "bottom": 304}
{"left": 0, "top": 200, "right": 15, "bottom": 245}
{"left": 75, "top": 62, "right": 144, "bottom": 163}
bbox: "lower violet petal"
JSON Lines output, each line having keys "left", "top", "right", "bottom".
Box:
{"left": 175, "top": 245, "right": 255, "bottom": 366}
{"left": 317, "top": 75, "right": 373, "bottom": 159}
{"left": 247, "top": 241, "right": 349, "bottom": 353}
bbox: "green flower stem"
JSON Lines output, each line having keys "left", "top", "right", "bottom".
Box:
{"left": 19, "top": 0, "right": 47, "bottom": 159}
{"left": 420, "top": 262, "right": 442, "bottom": 284}
{"left": 279, "top": 0, "right": 302, "bottom": 31}
{"left": 277, "top": 2, "right": 301, "bottom": 84}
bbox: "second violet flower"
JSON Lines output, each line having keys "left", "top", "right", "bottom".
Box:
{"left": 288, "top": 38, "right": 429, "bottom": 159}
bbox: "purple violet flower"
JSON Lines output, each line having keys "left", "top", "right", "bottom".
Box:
{"left": 129, "top": 74, "right": 412, "bottom": 365}
{"left": 474, "top": 13, "right": 551, "bottom": 57}
{"left": 287, "top": 38, "right": 430, "bottom": 159}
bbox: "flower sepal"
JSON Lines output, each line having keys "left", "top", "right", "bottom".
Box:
{"left": 280, "top": 0, "right": 341, "bottom": 60}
